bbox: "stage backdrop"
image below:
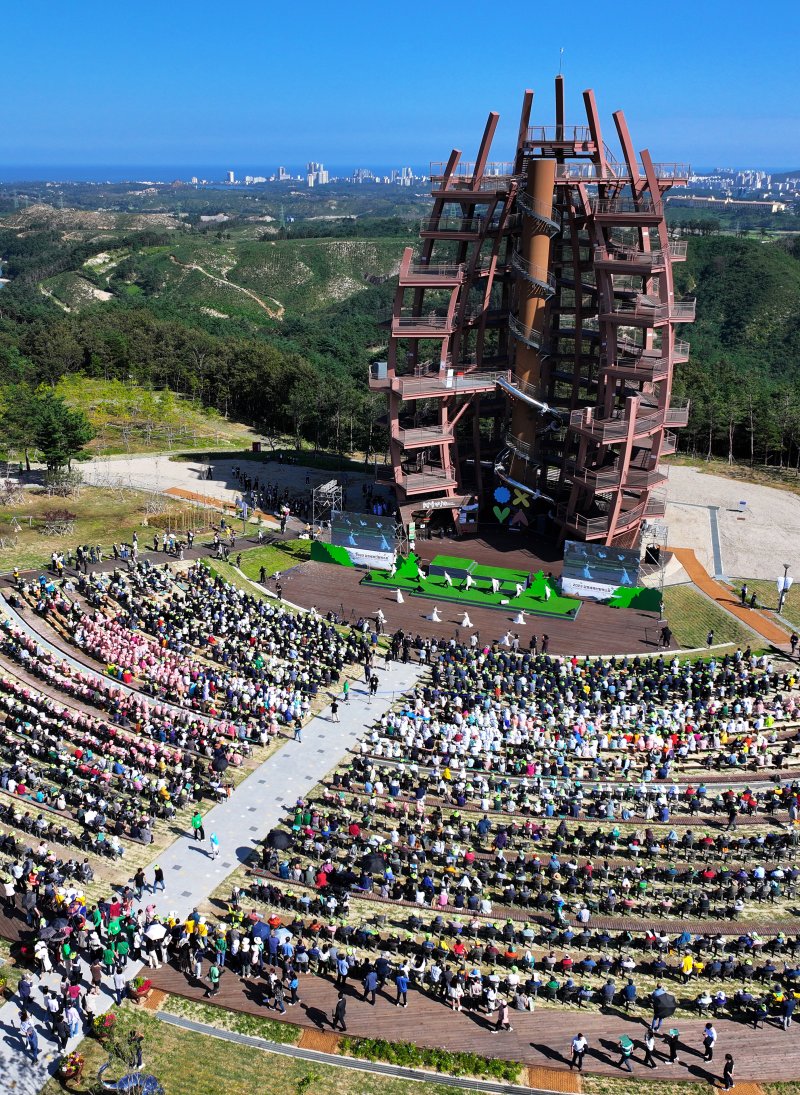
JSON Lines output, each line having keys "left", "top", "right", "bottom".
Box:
{"left": 331, "top": 511, "right": 397, "bottom": 569}
{"left": 561, "top": 540, "right": 641, "bottom": 600}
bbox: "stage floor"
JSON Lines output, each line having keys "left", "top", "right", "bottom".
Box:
{"left": 286, "top": 531, "right": 670, "bottom": 656}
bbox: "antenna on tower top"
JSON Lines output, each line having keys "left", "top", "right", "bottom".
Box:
{"left": 558, "top": 47, "right": 564, "bottom": 75}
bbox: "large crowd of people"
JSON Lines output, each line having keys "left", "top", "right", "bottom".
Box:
{"left": 16, "top": 561, "right": 373, "bottom": 732}
{"left": 0, "top": 538, "right": 799, "bottom": 1084}
{"left": 218, "top": 636, "right": 800, "bottom": 1043}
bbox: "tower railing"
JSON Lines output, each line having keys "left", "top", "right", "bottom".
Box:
{"left": 509, "top": 314, "right": 545, "bottom": 351}
{"left": 420, "top": 214, "right": 484, "bottom": 234}
{"left": 555, "top": 162, "right": 690, "bottom": 181}
{"left": 590, "top": 197, "right": 663, "bottom": 217}
{"left": 526, "top": 125, "right": 593, "bottom": 144}
{"left": 516, "top": 191, "right": 560, "bottom": 234}
{"left": 510, "top": 252, "right": 556, "bottom": 295}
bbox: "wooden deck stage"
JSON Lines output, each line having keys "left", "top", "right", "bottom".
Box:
{"left": 149, "top": 956, "right": 800, "bottom": 1084}
{"left": 287, "top": 530, "right": 669, "bottom": 656}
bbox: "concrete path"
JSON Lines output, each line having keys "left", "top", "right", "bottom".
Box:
{"left": 670, "top": 546, "right": 790, "bottom": 647}
{"left": 0, "top": 648, "right": 420, "bottom": 1091}
{"left": 81, "top": 452, "right": 377, "bottom": 511}
{"left": 135, "top": 660, "right": 421, "bottom": 922}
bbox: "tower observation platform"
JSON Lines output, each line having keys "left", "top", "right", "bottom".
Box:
{"left": 368, "top": 78, "right": 692, "bottom": 546}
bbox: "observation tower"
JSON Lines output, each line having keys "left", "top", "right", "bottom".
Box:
{"left": 368, "top": 77, "right": 693, "bottom": 546}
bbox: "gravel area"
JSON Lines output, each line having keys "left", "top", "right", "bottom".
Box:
{"left": 667, "top": 464, "right": 800, "bottom": 579}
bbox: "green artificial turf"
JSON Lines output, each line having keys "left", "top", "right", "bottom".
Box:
{"left": 361, "top": 554, "right": 581, "bottom": 619}
{"left": 310, "top": 540, "right": 354, "bottom": 566}
{"left": 608, "top": 585, "right": 663, "bottom": 612}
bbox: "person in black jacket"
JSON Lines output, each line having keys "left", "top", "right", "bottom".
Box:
{"left": 332, "top": 992, "right": 347, "bottom": 1031}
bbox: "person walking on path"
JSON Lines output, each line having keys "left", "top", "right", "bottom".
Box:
{"left": 570, "top": 1032, "right": 588, "bottom": 1071}
{"left": 702, "top": 1021, "right": 717, "bottom": 1062}
{"left": 113, "top": 968, "right": 127, "bottom": 1006}
{"left": 133, "top": 867, "right": 146, "bottom": 900}
{"left": 209, "top": 832, "right": 220, "bottom": 859}
{"left": 332, "top": 992, "right": 347, "bottom": 1032}
{"left": 191, "top": 811, "right": 205, "bottom": 841}
{"left": 54, "top": 1015, "right": 71, "bottom": 1052}
{"left": 153, "top": 864, "right": 165, "bottom": 891}
{"left": 395, "top": 970, "right": 409, "bottom": 1007}
{"left": 782, "top": 995, "right": 796, "bottom": 1029}
{"left": 650, "top": 983, "right": 668, "bottom": 1031}
{"left": 18, "top": 1012, "right": 40, "bottom": 1061}
{"left": 335, "top": 955, "right": 349, "bottom": 988}
{"left": 722, "top": 1053, "right": 735, "bottom": 1090}
{"left": 271, "top": 978, "right": 287, "bottom": 1014}
{"left": 490, "top": 999, "right": 513, "bottom": 1033}
{"left": 664, "top": 1027, "right": 681, "bottom": 1064}
{"left": 204, "top": 962, "right": 221, "bottom": 998}
{"left": 643, "top": 1030, "right": 659, "bottom": 1069}
{"left": 330, "top": 699, "right": 340, "bottom": 723}
{"left": 342, "top": 680, "right": 350, "bottom": 703}
{"left": 17, "top": 974, "right": 33, "bottom": 1010}
{"left": 363, "top": 967, "right": 378, "bottom": 1005}
{"left": 293, "top": 718, "right": 302, "bottom": 742}
{"left": 740, "top": 584, "right": 748, "bottom": 606}
{"left": 616, "top": 1034, "right": 634, "bottom": 1072}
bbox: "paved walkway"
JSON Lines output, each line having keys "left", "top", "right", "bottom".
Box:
{"left": 150, "top": 956, "right": 797, "bottom": 1086}
{"left": 670, "top": 547, "right": 790, "bottom": 647}
{"left": 0, "top": 645, "right": 420, "bottom": 1091}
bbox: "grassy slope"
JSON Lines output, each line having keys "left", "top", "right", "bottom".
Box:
{"left": 39, "top": 1005, "right": 457, "bottom": 1095}
{"left": 0, "top": 485, "right": 197, "bottom": 572}
{"left": 662, "top": 584, "right": 753, "bottom": 649}
{"left": 52, "top": 376, "right": 260, "bottom": 455}
{"left": 235, "top": 540, "right": 311, "bottom": 579}
{"left": 228, "top": 236, "right": 405, "bottom": 314}
{"left": 729, "top": 577, "right": 800, "bottom": 632}
{"left": 66, "top": 229, "right": 405, "bottom": 326}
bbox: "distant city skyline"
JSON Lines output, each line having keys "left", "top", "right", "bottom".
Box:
{"left": 1, "top": 0, "right": 798, "bottom": 169}
{"left": 0, "top": 164, "right": 797, "bottom": 186}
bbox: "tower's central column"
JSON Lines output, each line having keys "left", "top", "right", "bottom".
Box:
{"left": 510, "top": 157, "right": 556, "bottom": 484}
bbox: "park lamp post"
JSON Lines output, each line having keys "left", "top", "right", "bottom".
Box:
{"left": 777, "top": 564, "right": 793, "bottom": 614}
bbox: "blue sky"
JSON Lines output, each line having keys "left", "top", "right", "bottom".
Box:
{"left": 1, "top": 0, "right": 798, "bottom": 170}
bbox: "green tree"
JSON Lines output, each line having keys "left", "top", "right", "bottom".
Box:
{"left": 32, "top": 392, "right": 94, "bottom": 469}
{"left": 0, "top": 383, "right": 40, "bottom": 470}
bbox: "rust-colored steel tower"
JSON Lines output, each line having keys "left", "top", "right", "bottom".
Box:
{"left": 368, "top": 78, "right": 693, "bottom": 545}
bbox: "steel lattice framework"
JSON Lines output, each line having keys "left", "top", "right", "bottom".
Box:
{"left": 368, "top": 77, "right": 693, "bottom": 546}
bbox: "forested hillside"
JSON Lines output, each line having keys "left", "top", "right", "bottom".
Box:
{"left": 673, "top": 235, "right": 800, "bottom": 465}
{"left": 1, "top": 203, "right": 799, "bottom": 470}
{"left": 0, "top": 216, "right": 400, "bottom": 457}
